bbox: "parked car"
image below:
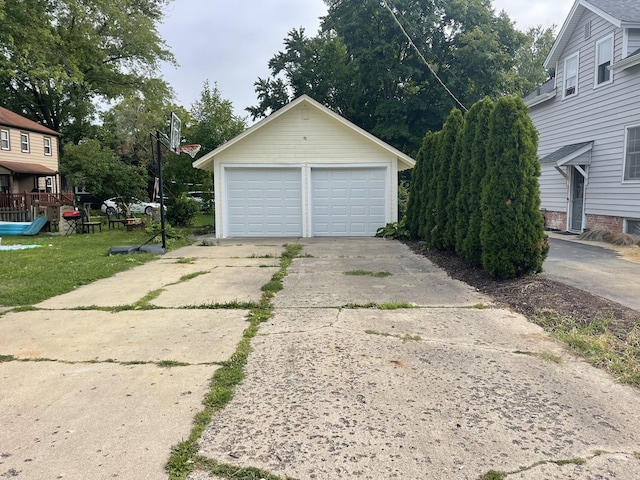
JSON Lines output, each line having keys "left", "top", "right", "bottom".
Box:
{"left": 101, "top": 197, "right": 165, "bottom": 216}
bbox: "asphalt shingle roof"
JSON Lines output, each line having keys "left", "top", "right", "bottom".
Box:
{"left": 539, "top": 142, "right": 594, "bottom": 164}
{"left": 586, "top": 0, "right": 640, "bottom": 23}
{"left": 0, "top": 107, "right": 59, "bottom": 136}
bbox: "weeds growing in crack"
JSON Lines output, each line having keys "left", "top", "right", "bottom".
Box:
{"left": 344, "top": 269, "right": 393, "bottom": 278}
{"left": 166, "top": 243, "right": 302, "bottom": 480}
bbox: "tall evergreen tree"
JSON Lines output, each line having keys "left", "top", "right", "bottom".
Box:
{"left": 443, "top": 110, "right": 465, "bottom": 250}
{"left": 480, "top": 97, "right": 547, "bottom": 278}
{"left": 432, "top": 109, "right": 463, "bottom": 250}
{"left": 454, "top": 103, "right": 480, "bottom": 254}
{"left": 405, "top": 134, "right": 428, "bottom": 238}
{"left": 419, "top": 131, "right": 441, "bottom": 244}
{"left": 460, "top": 98, "right": 494, "bottom": 263}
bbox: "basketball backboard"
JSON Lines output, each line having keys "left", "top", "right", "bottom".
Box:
{"left": 169, "top": 112, "right": 181, "bottom": 153}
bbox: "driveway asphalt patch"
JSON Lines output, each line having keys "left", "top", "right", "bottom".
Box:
{"left": 196, "top": 307, "right": 640, "bottom": 479}
{"left": 0, "top": 361, "right": 213, "bottom": 480}
{"left": 0, "top": 309, "right": 247, "bottom": 364}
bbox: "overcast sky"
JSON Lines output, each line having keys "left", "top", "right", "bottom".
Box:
{"left": 157, "top": 0, "right": 574, "bottom": 120}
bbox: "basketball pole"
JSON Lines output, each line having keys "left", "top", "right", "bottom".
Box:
{"left": 156, "top": 130, "right": 167, "bottom": 250}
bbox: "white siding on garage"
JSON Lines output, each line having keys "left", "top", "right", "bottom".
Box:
{"left": 226, "top": 167, "right": 302, "bottom": 237}
{"left": 311, "top": 167, "right": 387, "bottom": 236}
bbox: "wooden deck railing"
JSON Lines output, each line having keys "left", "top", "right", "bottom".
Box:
{"left": 0, "top": 192, "right": 74, "bottom": 222}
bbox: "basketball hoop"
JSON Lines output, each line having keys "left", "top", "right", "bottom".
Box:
{"left": 178, "top": 144, "right": 202, "bottom": 159}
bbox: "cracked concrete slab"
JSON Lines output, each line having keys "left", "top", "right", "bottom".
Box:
{"left": 274, "top": 269, "right": 487, "bottom": 308}
{"left": 0, "top": 309, "right": 248, "bottom": 364}
{"left": 195, "top": 307, "right": 640, "bottom": 480}
{"left": 35, "top": 258, "right": 274, "bottom": 309}
{"left": 162, "top": 243, "right": 289, "bottom": 260}
{"left": 151, "top": 266, "right": 278, "bottom": 308}
{"left": 0, "top": 361, "right": 213, "bottom": 480}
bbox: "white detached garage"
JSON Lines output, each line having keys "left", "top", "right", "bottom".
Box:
{"left": 193, "top": 95, "right": 415, "bottom": 238}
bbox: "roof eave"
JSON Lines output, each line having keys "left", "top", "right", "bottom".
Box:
{"left": 525, "top": 91, "right": 557, "bottom": 108}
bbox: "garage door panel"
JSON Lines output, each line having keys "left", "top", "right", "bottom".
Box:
{"left": 311, "top": 167, "right": 386, "bottom": 236}
{"left": 227, "top": 168, "right": 302, "bottom": 237}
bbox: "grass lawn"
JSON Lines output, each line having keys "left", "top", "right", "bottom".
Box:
{"left": 0, "top": 228, "right": 190, "bottom": 307}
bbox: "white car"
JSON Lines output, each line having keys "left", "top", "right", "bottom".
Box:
{"left": 101, "top": 197, "right": 165, "bottom": 216}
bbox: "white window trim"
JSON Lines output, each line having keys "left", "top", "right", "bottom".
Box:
{"left": 563, "top": 51, "right": 580, "bottom": 99}
{"left": 43, "top": 137, "right": 52, "bottom": 156}
{"left": 594, "top": 34, "right": 614, "bottom": 88}
{"left": 0, "top": 129, "right": 9, "bottom": 150}
{"left": 20, "top": 132, "right": 30, "bottom": 153}
{"left": 622, "top": 123, "right": 640, "bottom": 182}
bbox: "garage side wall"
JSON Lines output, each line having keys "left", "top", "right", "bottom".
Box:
{"left": 213, "top": 103, "right": 400, "bottom": 238}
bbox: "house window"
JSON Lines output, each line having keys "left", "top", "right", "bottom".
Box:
{"left": 44, "top": 137, "right": 52, "bottom": 155}
{"left": 20, "top": 133, "right": 29, "bottom": 153}
{"left": 626, "top": 219, "right": 640, "bottom": 236}
{"left": 595, "top": 35, "right": 613, "bottom": 85}
{"left": 0, "top": 129, "right": 9, "bottom": 150}
{"left": 624, "top": 125, "right": 640, "bottom": 180}
{"left": 563, "top": 52, "right": 579, "bottom": 98}
{"left": 0, "top": 175, "right": 9, "bottom": 193}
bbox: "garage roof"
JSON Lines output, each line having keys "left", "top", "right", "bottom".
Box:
{"left": 193, "top": 95, "right": 416, "bottom": 172}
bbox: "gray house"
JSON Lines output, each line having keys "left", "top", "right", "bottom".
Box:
{"left": 525, "top": 0, "right": 640, "bottom": 234}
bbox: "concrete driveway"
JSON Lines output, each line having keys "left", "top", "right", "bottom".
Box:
{"left": 3, "top": 237, "right": 640, "bottom": 480}
{"left": 193, "top": 238, "right": 640, "bottom": 480}
{"left": 0, "top": 240, "right": 284, "bottom": 480}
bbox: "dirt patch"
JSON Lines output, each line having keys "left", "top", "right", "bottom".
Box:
{"left": 406, "top": 241, "right": 640, "bottom": 340}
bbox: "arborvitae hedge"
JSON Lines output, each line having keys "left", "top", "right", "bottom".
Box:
{"left": 407, "top": 96, "right": 546, "bottom": 279}
{"left": 405, "top": 134, "right": 428, "bottom": 238}
{"left": 461, "top": 98, "right": 494, "bottom": 265}
{"left": 480, "top": 96, "right": 548, "bottom": 278}
{"left": 432, "top": 109, "right": 463, "bottom": 250}
{"left": 419, "top": 131, "right": 440, "bottom": 244}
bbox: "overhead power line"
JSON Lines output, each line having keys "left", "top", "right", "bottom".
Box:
{"left": 381, "top": 0, "right": 468, "bottom": 112}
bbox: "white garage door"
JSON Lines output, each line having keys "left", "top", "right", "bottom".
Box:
{"left": 312, "top": 167, "right": 387, "bottom": 236}
{"left": 226, "top": 168, "right": 302, "bottom": 237}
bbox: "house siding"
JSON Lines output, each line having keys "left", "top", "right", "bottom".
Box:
{"left": 529, "top": 8, "right": 640, "bottom": 231}
{"left": 0, "top": 125, "right": 60, "bottom": 193}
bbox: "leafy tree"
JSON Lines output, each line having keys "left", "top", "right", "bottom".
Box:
{"left": 0, "top": 0, "right": 175, "bottom": 142}
{"left": 188, "top": 81, "right": 246, "bottom": 155}
{"left": 99, "top": 80, "right": 177, "bottom": 169}
{"left": 480, "top": 97, "right": 547, "bottom": 278}
{"left": 60, "top": 139, "right": 147, "bottom": 215}
{"left": 247, "top": 29, "right": 357, "bottom": 121}
{"left": 512, "top": 25, "right": 557, "bottom": 95}
{"left": 251, "top": 0, "right": 528, "bottom": 154}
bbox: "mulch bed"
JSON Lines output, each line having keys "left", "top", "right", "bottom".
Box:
{"left": 405, "top": 240, "right": 640, "bottom": 340}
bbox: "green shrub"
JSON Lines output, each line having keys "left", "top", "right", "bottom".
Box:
{"left": 165, "top": 195, "right": 200, "bottom": 227}
{"left": 376, "top": 217, "right": 410, "bottom": 240}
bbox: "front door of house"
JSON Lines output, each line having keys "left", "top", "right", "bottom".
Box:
{"left": 570, "top": 166, "right": 585, "bottom": 231}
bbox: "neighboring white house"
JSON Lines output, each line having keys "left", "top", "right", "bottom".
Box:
{"left": 525, "top": 0, "right": 640, "bottom": 234}
{"left": 193, "top": 95, "right": 415, "bottom": 238}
